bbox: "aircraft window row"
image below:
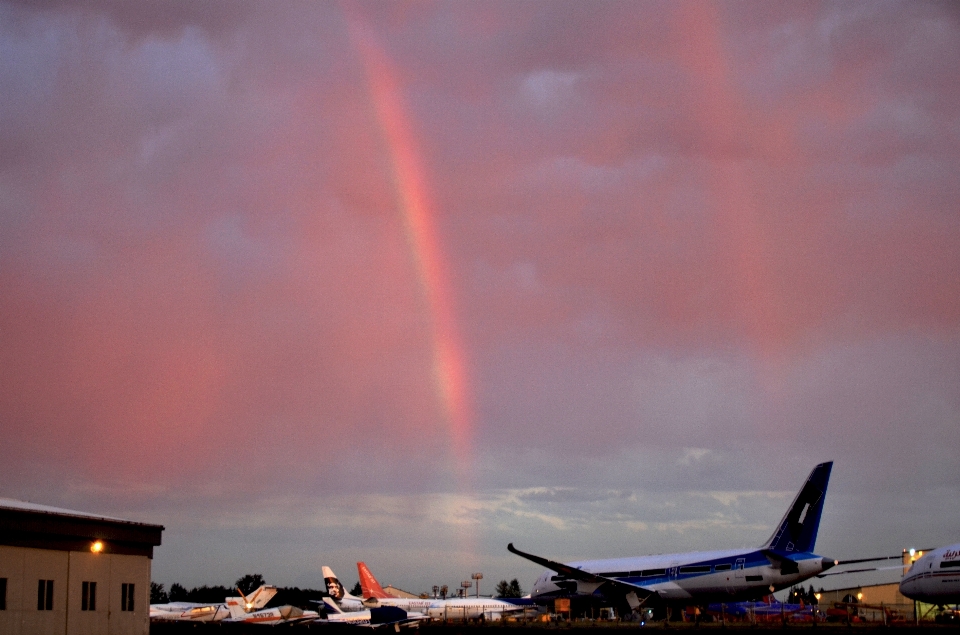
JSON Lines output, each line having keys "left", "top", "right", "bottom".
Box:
{"left": 941, "top": 561, "right": 960, "bottom": 569}
{"left": 594, "top": 563, "right": 756, "bottom": 579}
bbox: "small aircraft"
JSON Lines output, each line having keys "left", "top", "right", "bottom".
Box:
{"left": 318, "top": 596, "right": 430, "bottom": 629}
{"left": 149, "top": 584, "right": 277, "bottom": 622}
{"left": 225, "top": 600, "right": 319, "bottom": 625}
{"left": 510, "top": 462, "right": 837, "bottom": 614}
{"left": 357, "top": 561, "right": 536, "bottom": 620}
{"left": 900, "top": 543, "right": 960, "bottom": 605}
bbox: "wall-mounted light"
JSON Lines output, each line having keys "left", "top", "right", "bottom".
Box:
{"left": 91, "top": 540, "right": 104, "bottom": 553}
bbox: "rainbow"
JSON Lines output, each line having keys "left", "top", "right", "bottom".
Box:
{"left": 345, "top": 16, "right": 474, "bottom": 488}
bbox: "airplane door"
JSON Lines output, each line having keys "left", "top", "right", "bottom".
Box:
{"left": 734, "top": 558, "right": 745, "bottom": 579}
{"left": 669, "top": 563, "right": 679, "bottom": 580}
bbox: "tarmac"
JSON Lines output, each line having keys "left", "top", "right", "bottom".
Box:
{"left": 150, "top": 621, "right": 959, "bottom": 634}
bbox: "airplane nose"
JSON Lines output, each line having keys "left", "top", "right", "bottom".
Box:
{"left": 821, "top": 558, "right": 837, "bottom": 572}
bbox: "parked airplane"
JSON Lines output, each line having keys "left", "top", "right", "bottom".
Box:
{"left": 323, "top": 566, "right": 366, "bottom": 611}
{"left": 900, "top": 543, "right": 960, "bottom": 605}
{"left": 225, "top": 601, "right": 319, "bottom": 625}
{"left": 356, "top": 562, "right": 435, "bottom": 612}
{"left": 357, "top": 562, "right": 536, "bottom": 620}
{"left": 706, "top": 596, "right": 820, "bottom": 622}
{"left": 510, "top": 461, "right": 837, "bottom": 614}
{"left": 149, "top": 584, "right": 277, "bottom": 622}
{"left": 318, "top": 597, "right": 430, "bottom": 629}
{"left": 424, "top": 596, "right": 537, "bottom": 621}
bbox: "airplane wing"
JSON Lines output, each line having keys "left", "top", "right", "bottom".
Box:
{"left": 835, "top": 555, "right": 910, "bottom": 565}
{"left": 507, "top": 543, "right": 655, "bottom": 610}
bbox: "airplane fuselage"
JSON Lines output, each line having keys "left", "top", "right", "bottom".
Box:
{"left": 531, "top": 548, "right": 835, "bottom": 605}
{"left": 425, "top": 597, "right": 536, "bottom": 620}
{"left": 900, "top": 543, "right": 960, "bottom": 605}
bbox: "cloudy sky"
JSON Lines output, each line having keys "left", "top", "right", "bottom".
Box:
{"left": 2, "top": 0, "right": 958, "bottom": 594}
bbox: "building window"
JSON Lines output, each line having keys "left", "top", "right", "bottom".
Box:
{"left": 121, "top": 583, "right": 135, "bottom": 611}
{"left": 81, "top": 581, "right": 97, "bottom": 611}
{"left": 1, "top": 577, "right": 6, "bottom": 610}
{"left": 37, "top": 579, "right": 54, "bottom": 610}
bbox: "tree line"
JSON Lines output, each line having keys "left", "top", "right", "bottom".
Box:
{"left": 150, "top": 574, "right": 344, "bottom": 609}
{"left": 151, "top": 574, "right": 523, "bottom": 606}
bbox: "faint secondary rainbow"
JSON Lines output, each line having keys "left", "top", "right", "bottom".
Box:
{"left": 346, "top": 16, "right": 474, "bottom": 486}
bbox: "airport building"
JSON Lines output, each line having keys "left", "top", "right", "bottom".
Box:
{"left": 0, "top": 498, "right": 163, "bottom": 635}
{"left": 383, "top": 585, "right": 420, "bottom": 599}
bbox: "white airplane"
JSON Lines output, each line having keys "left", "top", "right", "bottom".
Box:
{"left": 318, "top": 596, "right": 430, "bottom": 629}
{"left": 224, "top": 600, "right": 319, "bottom": 625}
{"left": 510, "top": 462, "right": 837, "bottom": 614}
{"left": 424, "top": 596, "right": 537, "bottom": 621}
{"left": 356, "top": 561, "right": 537, "bottom": 620}
{"left": 323, "top": 565, "right": 366, "bottom": 611}
{"left": 149, "top": 584, "right": 277, "bottom": 622}
{"left": 900, "top": 543, "right": 960, "bottom": 606}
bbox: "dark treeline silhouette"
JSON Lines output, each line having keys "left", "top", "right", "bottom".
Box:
{"left": 494, "top": 579, "right": 523, "bottom": 597}
{"left": 786, "top": 584, "right": 824, "bottom": 604}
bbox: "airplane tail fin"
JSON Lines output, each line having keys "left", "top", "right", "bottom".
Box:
{"left": 322, "top": 566, "right": 351, "bottom": 602}
{"left": 246, "top": 584, "right": 278, "bottom": 610}
{"left": 357, "top": 562, "right": 392, "bottom": 599}
{"left": 762, "top": 461, "right": 833, "bottom": 553}
{"left": 225, "top": 597, "right": 247, "bottom": 620}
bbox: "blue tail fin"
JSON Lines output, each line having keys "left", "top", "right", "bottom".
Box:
{"left": 763, "top": 462, "right": 832, "bottom": 553}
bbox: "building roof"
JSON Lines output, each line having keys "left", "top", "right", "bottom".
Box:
{"left": 384, "top": 585, "right": 421, "bottom": 599}
{"left": 0, "top": 497, "right": 163, "bottom": 558}
{"left": 0, "top": 497, "right": 135, "bottom": 524}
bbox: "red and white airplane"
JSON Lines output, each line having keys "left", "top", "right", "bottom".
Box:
{"left": 224, "top": 596, "right": 319, "bottom": 626}
{"left": 355, "top": 562, "right": 536, "bottom": 621}
{"left": 149, "top": 584, "right": 277, "bottom": 622}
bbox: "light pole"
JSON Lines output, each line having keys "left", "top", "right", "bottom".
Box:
{"left": 471, "top": 573, "right": 483, "bottom": 598}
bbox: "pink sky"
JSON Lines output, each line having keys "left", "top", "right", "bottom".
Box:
{"left": 1, "top": 1, "right": 958, "bottom": 591}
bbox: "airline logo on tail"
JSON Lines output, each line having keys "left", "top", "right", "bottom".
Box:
{"left": 358, "top": 561, "right": 392, "bottom": 600}
{"left": 323, "top": 566, "right": 346, "bottom": 601}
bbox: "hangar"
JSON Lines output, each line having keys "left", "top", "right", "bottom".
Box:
{"left": 0, "top": 498, "right": 163, "bottom": 635}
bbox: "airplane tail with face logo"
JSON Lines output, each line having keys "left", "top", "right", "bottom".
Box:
{"left": 762, "top": 461, "right": 833, "bottom": 553}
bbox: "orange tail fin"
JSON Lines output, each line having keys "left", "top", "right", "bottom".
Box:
{"left": 357, "top": 562, "right": 391, "bottom": 599}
